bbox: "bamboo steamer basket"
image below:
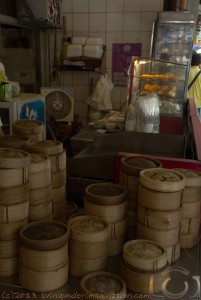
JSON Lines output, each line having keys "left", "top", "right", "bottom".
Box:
{"left": 68, "top": 215, "right": 109, "bottom": 259}
{"left": 180, "top": 233, "right": 198, "bottom": 249}
{"left": 119, "top": 171, "right": 140, "bottom": 193}
{"left": 140, "top": 168, "right": 186, "bottom": 192}
{"left": 119, "top": 258, "right": 169, "bottom": 294}
{"left": 0, "top": 256, "right": 18, "bottom": 276}
{"left": 66, "top": 201, "right": 78, "bottom": 219}
{"left": 121, "top": 156, "right": 161, "bottom": 176}
{"left": 138, "top": 185, "right": 182, "bottom": 211}
{"left": 182, "top": 186, "right": 201, "bottom": 203}
{"left": 20, "top": 244, "right": 68, "bottom": 271}
{"left": 19, "top": 220, "right": 69, "bottom": 251}
{"left": 181, "top": 201, "right": 201, "bottom": 218}
{"left": 28, "top": 140, "right": 63, "bottom": 156}
{"left": 0, "top": 201, "right": 29, "bottom": 223}
{"left": 137, "top": 205, "right": 181, "bottom": 230}
{"left": 108, "top": 218, "right": 127, "bottom": 240}
{"left": 29, "top": 154, "right": 51, "bottom": 189}
{"left": 0, "top": 182, "right": 29, "bottom": 205}
{"left": 19, "top": 260, "right": 69, "bottom": 292}
{"left": 174, "top": 168, "right": 201, "bottom": 187}
{"left": 0, "top": 135, "right": 30, "bottom": 149}
{"left": 0, "top": 148, "right": 31, "bottom": 169}
{"left": 29, "top": 184, "right": 52, "bottom": 206}
{"left": 0, "top": 167, "right": 28, "bottom": 188}
{"left": 0, "top": 240, "right": 19, "bottom": 258}
{"left": 125, "top": 191, "right": 138, "bottom": 210}
{"left": 180, "top": 217, "right": 200, "bottom": 234}
{"left": 70, "top": 254, "right": 107, "bottom": 277}
{"left": 85, "top": 183, "right": 127, "bottom": 206}
{"left": 80, "top": 271, "right": 127, "bottom": 300}
{"left": 53, "top": 200, "right": 67, "bottom": 220}
{"left": 52, "top": 169, "right": 66, "bottom": 188}
{"left": 24, "top": 133, "right": 43, "bottom": 143}
{"left": 52, "top": 185, "right": 66, "bottom": 204}
{"left": 84, "top": 198, "right": 126, "bottom": 224}
{"left": 29, "top": 200, "right": 53, "bottom": 222}
{"left": 12, "top": 120, "right": 44, "bottom": 135}
{"left": 136, "top": 222, "right": 180, "bottom": 247}
{"left": 164, "top": 242, "right": 180, "bottom": 264}
{"left": 49, "top": 149, "right": 66, "bottom": 172}
{"left": 0, "top": 218, "right": 28, "bottom": 240}
{"left": 123, "top": 239, "right": 167, "bottom": 271}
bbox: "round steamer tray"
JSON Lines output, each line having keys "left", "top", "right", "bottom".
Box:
{"left": 123, "top": 239, "right": 167, "bottom": 271}
{"left": 80, "top": 271, "right": 126, "bottom": 300}
{"left": 174, "top": 168, "right": 201, "bottom": 187}
{"left": 0, "top": 148, "right": 31, "bottom": 169}
{"left": 12, "top": 120, "right": 43, "bottom": 134}
{"left": 85, "top": 182, "right": 127, "bottom": 206}
{"left": 19, "top": 220, "right": 69, "bottom": 251}
{"left": 121, "top": 156, "right": 161, "bottom": 176}
{"left": 140, "top": 168, "right": 186, "bottom": 192}
{"left": 28, "top": 140, "right": 63, "bottom": 156}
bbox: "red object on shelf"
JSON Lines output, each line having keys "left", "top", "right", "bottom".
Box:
{"left": 159, "top": 116, "right": 183, "bottom": 135}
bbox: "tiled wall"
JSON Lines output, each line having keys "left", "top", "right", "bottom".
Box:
{"left": 52, "top": 0, "right": 164, "bottom": 121}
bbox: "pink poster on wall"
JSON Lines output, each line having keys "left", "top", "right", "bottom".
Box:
{"left": 112, "top": 43, "right": 142, "bottom": 86}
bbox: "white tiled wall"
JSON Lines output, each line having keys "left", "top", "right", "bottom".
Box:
{"left": 53, "top": 0, "right": 164, "bottom": 121}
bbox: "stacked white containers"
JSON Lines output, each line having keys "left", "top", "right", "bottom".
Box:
{"left": 28, "top": 140, "right": 67, "bottom": 221}
{"left": 0, "top": 148, "right": 30, "bottom": 276}
{"left": 137, "top": 168, "right": 186, "bottom": 264}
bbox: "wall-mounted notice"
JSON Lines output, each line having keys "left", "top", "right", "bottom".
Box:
{"left": 112, "top": 43, "right": 142, "bottom": 86}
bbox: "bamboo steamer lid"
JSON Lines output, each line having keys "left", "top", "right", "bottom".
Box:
{"left": 0, "top": 148, "right": 31, "bottom": 169}
{"left": 123, "top": 239, "right": 167, "bottom": 271}
{"left": 69, "top": 254, "right": 107, "bottom": 277}
{"left": 0, "top": 182, "right": 29, "bottom": 205}
{"left": 121, "top": 156, "right": 161, "bottom": 176}
{"left": 29, "top": 184, "right": 52, "bottom": 206}
{"left": 0, "top": 240, "right": 19, "bottom": 258}
{"left": 29, "top": 154, "right": 51, "bottom": 189}
{"left": 0, "top": 256, "right": 18, "bottom": 276}
{"left": 140, "top": 168, "right": 186, "bottom": 192}
{"left": 136, "top": 222, "right": 180, "bottom": 247}
{"left": 28, "top": 140, "right": 63, "bottom": 156}
{"left": 0, "top": 135, "right": 30, "bottom": 149}
{"left": 68, "top": 215, "right": 109, "bottom": 243}
{"left": 80, "top": 271, "right": 127, "bottom": 300}
{"left": 85, "top": 183, "right": 127, "bottom": 206}
{"left": 19, "top": 260, "right": 69, "bottom": 292}
{"left": 119, "top": 258, "right": 169, "bottom": 294}
{"left": 20, "top": 244, "right": 68, "bottom": 271}
{"left": 12, "top": 120, "right": 44, "bottom": 135}
{"left": 19, "top": 220, "right": 69, "bottom": 251}
{"left": 137, "top": 205, "right": 181, "bottom": 230}
{"left": 0, "top": 218, "right": 28, "bottom": 240}
{"left": 0, "top": 200, "right": 29, "bottom": 223}
{"left": 174, "top": 168, "right": 201, "bottom": 187}
{"left": 51, "top": 169, "right": 66, "bottom": 188}
{"left": 138, "top": 184, "right": 182, "bottom": 211}
{"left": 84, "top": 198, "right": 126, "bottom": 224}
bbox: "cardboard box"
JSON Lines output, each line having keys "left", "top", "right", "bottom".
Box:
{"left": 0, "top": 82, "right": 12, "bottom": 101}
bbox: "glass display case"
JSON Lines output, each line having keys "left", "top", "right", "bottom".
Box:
{"left": 127, "top": 57, "right": 188, "bottom": 117}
